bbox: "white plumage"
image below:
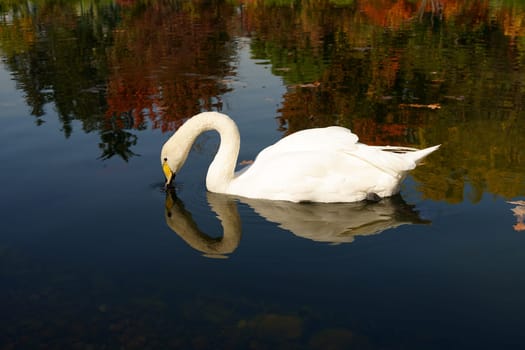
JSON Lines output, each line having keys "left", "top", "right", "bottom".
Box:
{"left": 161, "top": 112, "right": 439, "bottom": 203}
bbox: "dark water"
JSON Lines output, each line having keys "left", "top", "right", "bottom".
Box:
{"left": 1, "top": 1, "right": 525, "bottom": 349}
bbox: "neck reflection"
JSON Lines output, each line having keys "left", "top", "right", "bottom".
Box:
{"left": 165, "top": 190, "right": 242, "bottom": 259}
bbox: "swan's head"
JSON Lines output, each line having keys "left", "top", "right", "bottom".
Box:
{"left": 160, "top": 111, "right": 239, "bottom": 190}
{"left": 160, "top": 138, "right": 188, "bottom": 188}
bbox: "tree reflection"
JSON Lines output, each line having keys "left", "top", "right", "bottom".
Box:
{"left": 0, "top": 0, "right": 117, "bottom": 139}
{"left": 105, "top": 0, "right": 236, "bottom": 132}
{"left": 0, "top": 0, "right": 236, "bottom": 159}
{"left": 98, "top": 112, "right": 140, "bottom": 161}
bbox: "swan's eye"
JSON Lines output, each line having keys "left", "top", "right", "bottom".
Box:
{"left": 164, "top": 157, "right": 168, "bottom": 162}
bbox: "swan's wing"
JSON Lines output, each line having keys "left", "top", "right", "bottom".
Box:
{"left": 232, "top": 149, "right": 392, "bottom": 202}
{"left": 255, "top": 126, "right": 359, "bottom": 162}
{"left": 253, "top": 126, "right": 437, "bottom": 174}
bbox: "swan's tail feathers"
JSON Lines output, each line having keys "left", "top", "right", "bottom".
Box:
{"left": 407, "top": 144, "right": 440, "bottom": 164}
{"left": 378, "top": 144, "right": 440, "bottom": 165}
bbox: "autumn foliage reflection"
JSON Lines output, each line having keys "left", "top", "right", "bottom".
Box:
{"left": 105, "top": 0, "right": 236, "bottom": 132}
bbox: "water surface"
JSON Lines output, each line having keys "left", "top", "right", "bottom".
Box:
{"left": 1, "top": 1, "right": 525, "bottom": 349}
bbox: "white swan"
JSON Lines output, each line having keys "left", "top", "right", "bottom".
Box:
{"left": 161, "top": 111, "right": 439, "bottom": 203}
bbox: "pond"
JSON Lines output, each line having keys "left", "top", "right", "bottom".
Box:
{"left": 1, "top": 1, "right": 525, "bottom": 349}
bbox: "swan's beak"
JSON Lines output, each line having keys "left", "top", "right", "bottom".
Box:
{"left": 162, "top": 159, "right": 174, "bottom": 188}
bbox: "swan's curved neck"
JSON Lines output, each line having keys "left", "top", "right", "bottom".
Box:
{"left": 164, "top": 112, "right": 240, "bottom": 193}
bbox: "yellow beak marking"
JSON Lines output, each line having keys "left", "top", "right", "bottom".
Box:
{"left": 162, "top": 160, "right": 173, "bottom": 185}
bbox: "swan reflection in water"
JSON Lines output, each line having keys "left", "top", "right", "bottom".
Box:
{"left": 165, "top": 190, "right": 430, "bottom": 258}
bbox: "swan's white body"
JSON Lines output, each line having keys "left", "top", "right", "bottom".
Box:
{"left": 161, "top": 112, "right": 439, "bottom": 203}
